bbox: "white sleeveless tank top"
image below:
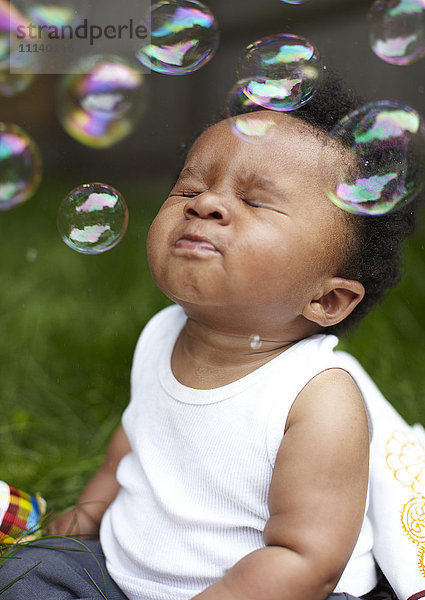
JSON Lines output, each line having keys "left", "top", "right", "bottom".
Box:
{"left": 101, "top": 304, "right": 388, "bottom": 600}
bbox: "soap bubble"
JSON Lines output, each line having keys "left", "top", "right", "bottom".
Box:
{"left": 369, "top": 0, "right": 425, "bottom": 65}
{"left": 134, "top": 0, "right": 219, "bottom": 75}
{"left": 20, "top": 0, "right": 86, "bottom": 28}
{"left": 226, "top": 79, "right": 281, "bottom": 144}
{"left": 56, "top": 55, "right": 147, "bottom": 148}
{"left": 57, "top": 183, "right": 129, "bottom": 254}
{"left": 280, "top": 0, "right": 310, "bottom": 3}
{"left": 0, "top": 123, "right": 42, "bottom": 210}
{"left": 237, "top": 34, "right": 322, "bottom": 111}
{"left": 324, "top": 101, "right": 425, "bottom": 216}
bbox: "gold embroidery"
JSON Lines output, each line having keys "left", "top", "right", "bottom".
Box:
{"left": 402, "top": 497, "right": 425, "bottom": 545}
{"left": 386, "top": 430, "right": 425, "bottom": 580}
{"left": 386, "top": 430, "right": 425, "bottom": 494}
{"left": 418, "top": 546, "right": 425, "bottom": 579}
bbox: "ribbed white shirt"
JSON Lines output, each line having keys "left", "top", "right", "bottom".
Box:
{"left": 101, "top": 305, "right": 380, "bottom": 600}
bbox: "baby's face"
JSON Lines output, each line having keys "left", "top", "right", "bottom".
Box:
{"left": 147, "top": 112, "right": 351, "bottom": 337}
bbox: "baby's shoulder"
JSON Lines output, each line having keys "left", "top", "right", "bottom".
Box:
{"left": 302, "top": 367, "right": 363, "bottom": 398}
{"left": 285, "top": 367, "right": 368, "bottom": 437}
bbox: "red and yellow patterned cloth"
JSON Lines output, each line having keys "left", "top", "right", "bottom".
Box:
{"left": 0, "top": 481, "right": 46, "bottom": 543}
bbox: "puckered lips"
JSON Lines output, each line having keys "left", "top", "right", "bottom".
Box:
{"left": 174, "top": 233, "right": 221, "bottom": 257}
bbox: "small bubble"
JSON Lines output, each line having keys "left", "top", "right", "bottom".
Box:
{"left": 237, "top": 34, "right": 323, "bottom": 112}
{"left": 134, "top": 0, "right": 219, "bottom": 75}
{"left": 225, "top": 79, "right": 280, "bottom": 144}
{"left": 322, "top": 101, "right": 425, "bottom": 216}
{"left": 57, "top": 182, "right": 129, "bottom": 254}
{"left": 0, "top": 123, "right": 42, "bottom": 210}
{"left": 368, "top": 0, "right": 425, "bottom": 66}
{"left": 56, "top": 55, "right": 147, "bottom": 149}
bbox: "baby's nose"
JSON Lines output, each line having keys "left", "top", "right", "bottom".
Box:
{"left": 183, "top": 192, "right": 231, "bottom": 224}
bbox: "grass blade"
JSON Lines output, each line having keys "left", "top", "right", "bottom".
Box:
{"left": 0, "top": 560, "right": 42, "bottom": 594}
{"left": 84, "top": 569, "right": 108, "bottom": 600}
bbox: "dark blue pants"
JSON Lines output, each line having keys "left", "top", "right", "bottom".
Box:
{"left": 0, "top": 537, "right": 378, "bottom": 600}
{"left": 0, "top": 537, "right": 127, "bottom": 600}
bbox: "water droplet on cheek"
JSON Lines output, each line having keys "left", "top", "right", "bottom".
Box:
{"left": 249, "top": 334, "right": 263, "bottom": 350}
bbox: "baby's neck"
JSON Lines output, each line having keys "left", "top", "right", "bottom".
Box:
{"left": 171, "top": 317, "right": 297, "bottom": 390}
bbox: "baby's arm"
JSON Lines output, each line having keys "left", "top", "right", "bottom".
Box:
{"left": 49, "top": 425, "right": 131, "bottom": 537}
{"left": 192, "top": 368, "right": 370, "bottom": 600}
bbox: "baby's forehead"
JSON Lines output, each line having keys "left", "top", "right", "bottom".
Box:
{"left": 183, "top": 112, "right": 340, "bottom": 184}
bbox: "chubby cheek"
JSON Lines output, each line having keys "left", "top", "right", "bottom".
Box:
{"left": 237, "top": 229, "right": 311, "bottom": 306}
{"left": 146, "top": 210, "right": 169, "bottom": 286}
{"left": 226, "top": 231, "right": 284, "bottom": 294}
{"left": 146, "top": 205, "right": 196, "bottom": 301}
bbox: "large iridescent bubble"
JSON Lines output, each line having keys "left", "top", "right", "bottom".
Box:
{"left": 56, "top": 55, "right": 147, "bottom": 148}
{"left": 237, "top": 34, "right": 322, "bottom": 111}
{"left": 0, "top": 123, "right": 42, "bottom": 210}
{"left": 369, "top": 0, "right": 425, "bottom": 65}
{"left": 280, "top": 0, "right": 311, "bottom": 4}
{"left": 57, "top": 183, "right": 129, "bottom": 254}
{"left": 324, "top": 101, "right": 425, "bottom": 216}
{"left": 134, "top": 0, "right": 219, "bottom": 75}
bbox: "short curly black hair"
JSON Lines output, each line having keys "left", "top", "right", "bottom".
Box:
{"left": 291, "top": 71, "right": 419, "bottom": 335}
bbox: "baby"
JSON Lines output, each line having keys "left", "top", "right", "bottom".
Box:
{"left": 2, "top": 75, "right": 424, "bottom": 600}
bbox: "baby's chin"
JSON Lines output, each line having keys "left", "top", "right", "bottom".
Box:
{"left": 147, "top": 250, "right": 225, "bottom": 311}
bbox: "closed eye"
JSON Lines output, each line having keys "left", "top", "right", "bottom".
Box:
{"left": 242, "top": 198, "right": 263, "bottom": 208}
{"left": 181, "top": 191, "right": 200, "bottom": 198}
{"left": 242, "top": 197, "right": 287, "bottom": 216}
{"left": 169, "top": 190, "right": 200, "bottom": 198}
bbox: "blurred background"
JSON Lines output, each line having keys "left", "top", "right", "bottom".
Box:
{"left": 2, "top": 0, "right": 425, "bottom": 178}
{"left": 1, "top": 0, "right": 425, "bottom": 510}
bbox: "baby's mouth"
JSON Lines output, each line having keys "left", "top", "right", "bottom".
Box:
{"left": 175, "top": 234, "right": 220, "bottom": 254}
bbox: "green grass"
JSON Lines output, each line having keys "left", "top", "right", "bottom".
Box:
{"left": 339, "top": 222, "right": 425, "bottom": 425}
{"left": 1, "top": 180, "right": 425, "bottom": 512}
{"left": 0, "top": 178, "right": 171, "bottom": 510}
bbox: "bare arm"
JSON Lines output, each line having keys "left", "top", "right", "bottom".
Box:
{"left": 49, "top": 424, "right": 131, "bottom": 537}
{"left": 192, "top": 369, "right": 370, "bottom": 600}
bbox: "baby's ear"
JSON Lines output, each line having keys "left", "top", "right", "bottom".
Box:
{"left": 302, "top": 278, "right": 365, "bottom": 328}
